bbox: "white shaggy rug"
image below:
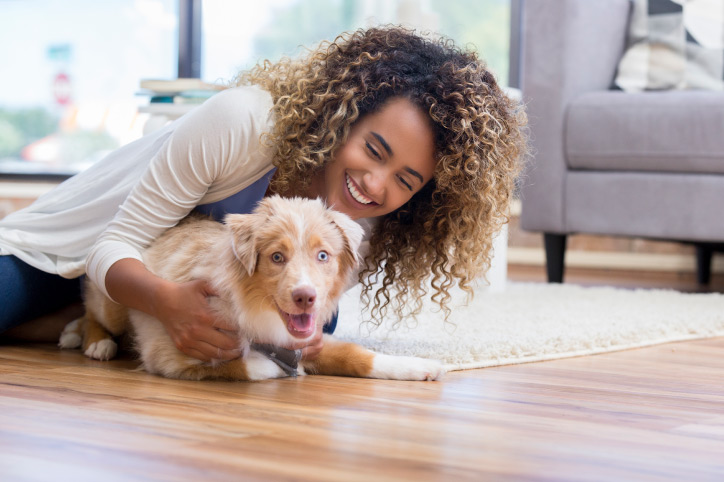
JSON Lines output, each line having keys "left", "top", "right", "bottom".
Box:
{"left": 334, "top": 282, "right": 724, "bottom": 371}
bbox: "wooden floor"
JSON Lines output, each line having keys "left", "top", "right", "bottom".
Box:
{"left": 2, "top": 265, "right": 723, "bottom": 481}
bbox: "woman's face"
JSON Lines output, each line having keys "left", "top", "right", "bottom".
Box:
{"left": 310, "top": 97, "right": 437, "bottom": 220}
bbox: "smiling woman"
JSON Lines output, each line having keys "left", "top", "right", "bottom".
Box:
{"left": 0, "top": 26, "right": 526, "bottom": 364}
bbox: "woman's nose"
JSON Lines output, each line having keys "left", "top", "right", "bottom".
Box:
{"left": 363, "top": 170, "right": 387, "bottom": 197}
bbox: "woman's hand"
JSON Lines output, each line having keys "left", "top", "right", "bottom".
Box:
{"left": 154, "top": 279, "right": 242, "bottom": 362}
{"left": 105, "top": 258, "right": 241, "bottom": 363}
{"left": 287, "top": 327, "right": 324, "bottom": 361}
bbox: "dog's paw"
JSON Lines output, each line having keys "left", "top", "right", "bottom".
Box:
{"left": 244, "top": 351, "right": 290, "bottom": 381}
{"left": 84, "top": 339, "right": 118, "bottom": 361}
{"left": 370, "top": 354, "right": 446, "bottom": 381}
{"left": 58, "top": 318, "right": 83, "bottom": 349}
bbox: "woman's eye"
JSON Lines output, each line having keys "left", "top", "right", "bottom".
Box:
{"left": 271, "top": 252, "right": 285, "bottom": 263}
{"left": 398, "top": 175, "right": 412, "bottom": 191}
{"left": 365, "top": 141, "right": 381, "bottom": 160}
{"left": 317, "top": 250, "right": 329, "bottom": 262}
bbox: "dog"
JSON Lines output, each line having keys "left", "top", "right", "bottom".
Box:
{"left": 59, "top": 196, "right": 444, "bottom": 382}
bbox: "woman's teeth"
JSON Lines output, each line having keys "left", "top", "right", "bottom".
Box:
{"left": 346, "top": 174, "right": 373, "bottom": 205}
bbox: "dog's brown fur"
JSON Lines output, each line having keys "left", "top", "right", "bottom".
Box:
{"left": 60, "top": 196, "right": 444, "bottom": 382}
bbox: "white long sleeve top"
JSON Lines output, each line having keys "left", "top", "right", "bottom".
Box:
{"left": 0, "top": 85, "right": 276, "bottom": 299}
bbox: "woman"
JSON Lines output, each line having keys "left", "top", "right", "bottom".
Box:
{"left": 0, "top": 26, "right": 526, "bottom": 362}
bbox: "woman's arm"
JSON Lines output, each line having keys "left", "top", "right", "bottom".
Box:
{"left": 85, "top": 87, "right": 274, "bottom": 361}
{"left": 105, "top": 258, "right": 242, "bottom": 362}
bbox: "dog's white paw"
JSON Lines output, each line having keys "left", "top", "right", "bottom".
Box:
{"left": 84, "top": 339, "right": 118, "bottom": 361}
{"left": 244, "top": 351, "right": 290, "bottom": 381}
{"left": 58, "top": 318, "right": 83, "bottom": 349}
{"left": 369, "top": 354, "right": 446, "bottom": 381}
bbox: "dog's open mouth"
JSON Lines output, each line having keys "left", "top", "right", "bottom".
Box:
{"left": 278, "top": 308, "right": 316, "bottom": 338}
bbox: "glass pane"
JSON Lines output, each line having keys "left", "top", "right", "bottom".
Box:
{"left": 202, "top": 0, "right": 510, "bottom": 87}
{"left": 0, "top": 0, "right": 178, "bottom": 176}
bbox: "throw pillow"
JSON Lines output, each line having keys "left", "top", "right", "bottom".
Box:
{"left": 614, "top": 0, "right": 724, "bottom": 92}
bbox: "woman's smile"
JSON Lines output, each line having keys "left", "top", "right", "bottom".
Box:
{"left": 345, "top": 173, "right": 377, "bottom": 206}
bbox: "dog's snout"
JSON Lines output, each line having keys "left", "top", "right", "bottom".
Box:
{"left": 292, "top": 286, "right": 316, "bottom": 309}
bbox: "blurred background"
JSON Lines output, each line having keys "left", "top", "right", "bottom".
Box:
{"left": 5, "top": 0, "right": 716, "bottom": 289}
{"left": 0, "top": 0, "right": 512, "bottom": 176}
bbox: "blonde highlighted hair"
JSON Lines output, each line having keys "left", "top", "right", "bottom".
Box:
{"left": 235, "top": 26, "right": 527, "bottom": 325}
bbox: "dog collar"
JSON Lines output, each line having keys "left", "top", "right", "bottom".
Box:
{"left": 251, "top": 342, "right": 302, "bottom": 377}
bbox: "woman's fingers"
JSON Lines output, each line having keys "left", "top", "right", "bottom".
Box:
{"left": 156, "top": 279, "right": 243, "bottom": 361}
{"left": 201, "top": 323, "right": 241, "bottom": 351}
{"left": 286, "top": 328, "right": 324, "bottom": 361}
{"left": 300, "top": 341, "right": 323, "bottom": 361}
{"left": 209, "top": 317, "right": 239, "bottom": 333}
{"left": 179, "top": 338, "right": 243, "bottom": 362}
{"left": 176, "top": 313, "right": 241, "bottom": 360}
{"left": 196, "top": 280, "right": 239, "bottom": 333}
{"left": 184, "top": 347, "right": 212, "bottom": 363}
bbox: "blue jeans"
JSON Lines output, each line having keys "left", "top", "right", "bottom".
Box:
{"left": 0, "top": 255, "right": 82, "bottom": 333}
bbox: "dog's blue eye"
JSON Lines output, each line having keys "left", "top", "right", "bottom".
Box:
{"left": 271, "top": 252, "right": 285, "bottom": 263}
{"left": 317, "top": 251, "right": 329, "bottom": 262}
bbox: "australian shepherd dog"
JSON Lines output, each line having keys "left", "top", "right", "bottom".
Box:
{"left": 59, "top": 196, "right": 444, "bottom": 382}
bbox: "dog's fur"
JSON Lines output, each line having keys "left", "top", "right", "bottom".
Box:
{"left": 59, "top": 196, "right": 444, "bottom": 382}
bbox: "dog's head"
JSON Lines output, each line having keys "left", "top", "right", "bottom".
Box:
{"left": 224, "top": 196, "right": 364, "bottom": 344}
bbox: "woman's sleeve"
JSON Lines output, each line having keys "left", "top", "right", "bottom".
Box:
{"left": 85, "top": 87, "right": 272, "bottom": 299}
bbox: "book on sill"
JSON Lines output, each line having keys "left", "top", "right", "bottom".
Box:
{"left": 147, "top": 90, "right": 220, "bottom": 104}
{"left": 139, "top": 78, "right": 225, "bottom": 94}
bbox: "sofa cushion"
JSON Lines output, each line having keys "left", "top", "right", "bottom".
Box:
{"left": 565, "top": 170, "right": 724, "bottom": 241}
{"left": 565, "top": 90, "right": 724, "bottom": 174}
{"left": 614, "top": 0, "right": 724, "bottom": 92}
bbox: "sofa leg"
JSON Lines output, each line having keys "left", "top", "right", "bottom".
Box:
{"left": 544, "top": 233, "right": 567, "bottom": 283}
{"left": 695, "top": 244, "right": 713, "bottom": 285}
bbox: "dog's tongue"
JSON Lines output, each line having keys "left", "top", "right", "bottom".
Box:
{"left": 290, "top": 313, "right": 313, "bottom": 331}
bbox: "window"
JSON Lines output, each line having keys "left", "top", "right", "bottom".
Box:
{"left": 202, "top": 0, "right": 511, "bottom": 86}
{"left": 0, "top": 0, "right": 177, "bottom": 177}
{"left": 0, "top": 0, "right": 511, "bottom": 178}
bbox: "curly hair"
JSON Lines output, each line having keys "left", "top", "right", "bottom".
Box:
{"left": 235, "top": 26, "right": 527, "bottom": 326}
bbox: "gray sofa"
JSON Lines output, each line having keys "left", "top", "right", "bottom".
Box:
{"left": 518, "top": 0, "right": 724, "bottom": 283}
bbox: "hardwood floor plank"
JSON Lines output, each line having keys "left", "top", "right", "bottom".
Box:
{"left": 2, "top": 338, "right": 724, "bottom": 481}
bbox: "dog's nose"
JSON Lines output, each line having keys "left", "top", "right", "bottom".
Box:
{"left": 292, "top": 286, "right": 316, "bottom": 310}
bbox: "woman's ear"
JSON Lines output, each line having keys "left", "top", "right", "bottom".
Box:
{"left": 224, "top": 213, "right": 263, "bottom": 276}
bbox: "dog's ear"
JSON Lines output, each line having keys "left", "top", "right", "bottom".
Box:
{"left": 224, "top": 213, "right": 263, "bottom": 276}
{"left": 325, "top": 209, "right": 365, "bottom": 271}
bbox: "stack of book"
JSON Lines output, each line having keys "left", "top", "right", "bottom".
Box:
{"left": 139, "top": 78, "right": 225, "bottom": 105}
{"left": 138, "top": 79, "right": 226, "bottom": 133}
